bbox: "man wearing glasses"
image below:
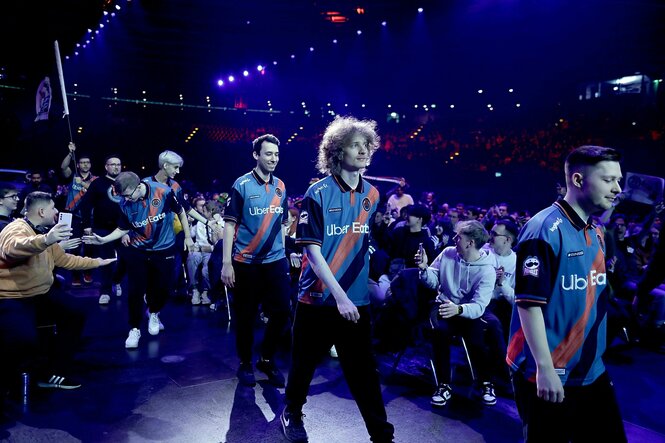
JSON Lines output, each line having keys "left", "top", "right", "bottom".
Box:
{"left": 83, "top": 172, "right": 183, "bottom": 349}
{"left": 60, "top": 142, "right": 98, "bottom": 286}
{"left": 78, "top": 156, "right": 124, "bottom": 304}
{"left": 0, "top": 183, "right": 20, "bottom": 231}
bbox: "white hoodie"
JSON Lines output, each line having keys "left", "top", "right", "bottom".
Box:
{"left": 420, "top": 246, "right": 496, "bottom": 319}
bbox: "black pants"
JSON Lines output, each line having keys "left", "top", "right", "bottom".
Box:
{"left": 231, "top": 258, "right": 291, "bottom": 363}
{"left": 0, "top": 287, "right": 86, "bottom": 391}
{"left": 429, "top": 304, "right": 491, "bottom": 383}
{"left": 125, "top": 246, "right": 176, "bottom": 329}
{"left": 512, "top": 370, "right": 626, "bottom": 442}
{"left": 285, "top": 303, "right": 394, "bottom": 443}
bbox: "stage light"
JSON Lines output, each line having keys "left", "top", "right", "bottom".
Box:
{"left": 357, "top": 30, "right": 362, "bottom": 35}
{"left": 516, "top": 103, "right": 521, "bottom": 107}
{"left": 450, "top": 104, "right": 455, "bottom": 109}
{"left": 418, "top": 8, "right": 424, "bottom": 13}
{"left": 243, "top": 70, "right": 249, "bottom": 77}
{"left": 257, "top": 65, "right": 263, "bottom": 71}
{"left": 309, "top": 47, "right": 314, "bottom": 52}
{"left": 228, "top": 76, "right": 235, "bottom": 82}
{"left": 333, "top": 39, "right": 338, "bottom": 44}
{"left": 381, "top": 21, "right": 387, "bottom": 26}
{"left": 217, "top": 80, "right": 224, "bottom": 86}
{"left": 477, "top": 89, "right": 483, "bottom": 94}
{"left": 291, "top": 54, "right": 295, "bottom": 59}
{"left": 508, "top": 88, "right": 514, "bottom": 92}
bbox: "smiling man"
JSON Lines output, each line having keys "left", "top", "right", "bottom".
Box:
{"left": 507, "top": 145, "right": 626, "bottom": 442}
{"left": 281, "top": 116, "right": 394, "bottom": 443}
{"left": 221, "top": 134, "right": 291, "bottom": 389}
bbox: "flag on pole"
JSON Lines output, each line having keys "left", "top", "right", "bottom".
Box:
{"left": 54, "top": 40, "right": 70, "bottom": 117}
{"left": 34, "top": 76, "right": 52, "bottom": 122}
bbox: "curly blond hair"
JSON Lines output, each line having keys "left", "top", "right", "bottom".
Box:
{"left": 316, "top": 115, "right": 380, "bottom": 175}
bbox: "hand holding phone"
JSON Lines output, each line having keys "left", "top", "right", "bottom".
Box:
{"left": 58, "top": 212, "right": 73, "bottom": 229}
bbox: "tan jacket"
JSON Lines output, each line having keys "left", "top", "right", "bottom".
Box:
{"left": 0, "top": 219, "right": 100, "bottom": 299}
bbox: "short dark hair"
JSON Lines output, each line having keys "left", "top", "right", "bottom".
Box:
{"left": 104, "top": 155, "right": 121, "bottom": 165}
{"left": 252, "top": 134, "right": 280, "bottom": 155}
{"left": 0, "top": 182, "right": 17, "bottom": 198}
{"left": 494, "top": 218, "right": 519, "bottom": 240}
{"left": 565, "top": 145, "right": 622, "bottom": 174}
{"left": 25, "top": 191, "right": 53, "bottom": 211}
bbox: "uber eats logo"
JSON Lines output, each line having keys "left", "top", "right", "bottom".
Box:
{"left": 249, "top": 205, "right": 284, "bottom": 216}
{"left": 326, "top": 222, "right": 370, "bottom": 236}
{"left": 560, "top": 270, "right": 606, "bottom": 291}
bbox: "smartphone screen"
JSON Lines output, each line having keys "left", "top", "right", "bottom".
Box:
{"left": 58, "top": 212, "right": 73, "bottom": 229}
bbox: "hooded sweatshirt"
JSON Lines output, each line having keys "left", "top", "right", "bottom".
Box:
{"left": 420, "top": 246, "right": 495, "bottom": 319}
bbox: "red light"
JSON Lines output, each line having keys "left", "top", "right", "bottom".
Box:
{"left": 356, "top": 7, "right": 365, "bottom": 15}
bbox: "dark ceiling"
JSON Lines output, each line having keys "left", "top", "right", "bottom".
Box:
{"left": 2, "top": 0, "right": 665, "bottom": 111}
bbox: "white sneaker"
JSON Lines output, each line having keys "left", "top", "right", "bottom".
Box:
{"left": 148, "top": 312, "right": 162, "bottom": 335}
{"left": 191, "top": 289, "right": 201, "bottom": 305}
{"left": 329, "top": 345, "right": 338, "bottom": 358}
{"left": 200, "top": 291, "right": 211, "bottom": 305}
{"left": 125, "top": 328, "right": 141, "bottom": 348}
{"left": 98, "top": 294, "right": 111, "bottom": 305}
{"left": 113, "top": 284, "right": 122, "bottom": 297}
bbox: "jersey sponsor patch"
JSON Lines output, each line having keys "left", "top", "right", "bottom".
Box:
{"left": 522, "top": 256, "right": 540, "bottom": 277}
{"left": 299, "top": 210, "right": 309, "bottom": 225}
{"left": 249, "top": 194, "right": 260, "bottom": 199}
{"left": 567, "top": 250, "right": 584, "bottom": 257}
{"left": 328, "top": 207, "right": 342, "bottom": 213}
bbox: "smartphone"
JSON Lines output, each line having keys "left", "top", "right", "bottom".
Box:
{"left": 58, "top": 212, "right": 73, "bottom": 229}
{"left": 418, "top": 242, "right": 424, "bottom": 257}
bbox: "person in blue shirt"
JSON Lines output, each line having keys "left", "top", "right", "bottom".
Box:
{"left": 83, "top": 171, "right": 182, "bottom": 349}
{"left": 507, "top": 145, "right": 626, "bottom": 442}
{"left": 221, "top": 134, "right": 291, "bottom": 388}
{"left": 280, "top": 116, "right": 394, "bottom": 443}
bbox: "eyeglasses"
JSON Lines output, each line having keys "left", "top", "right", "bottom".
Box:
{"left": 120, "top": 187, "right": 139, "bottom": 198}
{"left": 490, "top": 231, "right": 510, "bottom": 239}
{"left": 2, "top": 194, "right": 19, "bottom": 200}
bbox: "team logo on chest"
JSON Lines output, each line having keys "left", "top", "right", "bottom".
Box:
{"left": 362, "top": 197, "right": 371, "bottom": 212}
{"left": 151, "top": 198, "right": 161, "bottom": 207}
{"left": 275, "top": 188, "right": 283, "bottom": 198}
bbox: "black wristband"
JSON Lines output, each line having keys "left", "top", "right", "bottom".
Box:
{"left": 457, "top": 305, "right": 463, "bottom": 316}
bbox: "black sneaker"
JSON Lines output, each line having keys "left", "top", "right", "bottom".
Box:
{"left": 37, "top": 375, "right": 82, "bottom": 390}
{"left": 237, "top": 362, "right": 256, "bottom": 387}
{"left": 280, "top": 408, "right": 308, "bottom": 442}
{"left": 256, "top": 358, "right": 285, "bottom": 388}
{"left": 480, "top": 381, "right": 497, "bottom": 406}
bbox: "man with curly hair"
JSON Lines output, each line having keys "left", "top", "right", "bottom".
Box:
{"left": 280, "top": 116, "right": 394, "bottom": 443}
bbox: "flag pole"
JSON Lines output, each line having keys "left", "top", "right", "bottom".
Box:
{"left": 54, "top": 40, "right": 77, "bottom": 175}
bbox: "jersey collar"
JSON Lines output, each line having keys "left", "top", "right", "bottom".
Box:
{"left": 553, "top": 200, "right": 591, "bottom": 231}
{"left": 251, "top": 169, "right": 273, "bottom": 186}
{"left": 332, "top": 174, "right": 364, "bottom": 193}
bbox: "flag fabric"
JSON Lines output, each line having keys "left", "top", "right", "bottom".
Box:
{"left": 34, "top": 76, "right": 52, "bottom": 122}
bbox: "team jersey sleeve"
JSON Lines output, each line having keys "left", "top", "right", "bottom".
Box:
{"left": 223, "top": 186, "right": 244, "bottom": 224}
{"left": 514, "top": 237, "right": 558, "bottom": 307}
{"left": 166, "top": 190, "right": 183, "bottom": 214}
{"left": 296, "top": 195, "right": 323, "bottom": 246}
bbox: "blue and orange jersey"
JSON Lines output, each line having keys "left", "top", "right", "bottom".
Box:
{"left": 506, "top": 200, "right": 608, "bottom": 386}
{"left": 65, "top": 173, "right": 97, "bottom": 214}
{"left": 223, "top": 169, "right": 288, "bottom": 264}
{"left": 147, "top": 175, "right": 190, "bottom": 212}
{"left": 296, "top": 174, "right": 379, "bottom": 306}
{"left": 118, "top": 178, "right": 182, "bottom": 251}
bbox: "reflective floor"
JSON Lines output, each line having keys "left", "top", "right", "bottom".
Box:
{"left": 1, "top": 278, "right": 664, "bottom": 443}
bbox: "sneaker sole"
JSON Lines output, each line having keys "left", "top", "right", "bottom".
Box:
{"left": 431, "top": 400, "right": 448, "bottom": 407}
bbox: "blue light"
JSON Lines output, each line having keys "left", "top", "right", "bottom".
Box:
{"left": 217, "top": 80, "right": 224, "bottom": 86}
{"left": 418, "top": 8, "right": 423, "bottom": 13}
{"left": 257, "top": 65, "right": 263, "bottom": 71}
{"left": 228, "top": 76, "right": 235, "bottom": 82}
